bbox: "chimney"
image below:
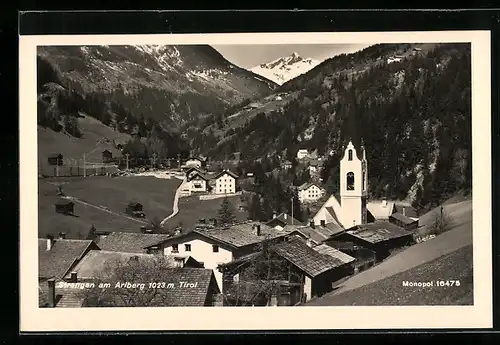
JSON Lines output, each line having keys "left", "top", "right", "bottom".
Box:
{"left": 306, "top": 238, "right": 313, "bottom": 248}
{"left": 47, "top": 279, "right": 56, "bottom": 307}
{"left": 309, "top": 220, "right": 315, "bottom": 229}
{"left": 58, "top": 232, "right": 66, "bottom": 239}
{"left": 382, "top": 198, "right": 387, "bottom": 207}
{"left": 283, "top": 213, "right": 288, "bottom": 220}
{"left": 320, "top": 220, "right": 326, "bottom": 227}
{"left": 256, "top": 224, "right": 261, "bottom": 236}
{"left": 402, "top": 207, "right": 406, "bottom": 217}
{"left": 46, "top": 234, "right": 54, "bottom": 251}
{"left": 273, "top": 212, "right": 277, "bottom": 219}
{"left": 70, "top": 271, "right": 77, "bottom": 283}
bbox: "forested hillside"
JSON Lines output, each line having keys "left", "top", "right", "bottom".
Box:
{"left": 200, "top": 43, "right": 472, "bottom": 209}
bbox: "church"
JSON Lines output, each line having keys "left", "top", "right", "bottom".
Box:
{"left": 313, "top": 140, "right": 372, "bottom": 230}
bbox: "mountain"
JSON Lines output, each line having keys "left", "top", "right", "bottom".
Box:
{"left": 193, "top": 43, "right": 472, "bottom": 210}
{"left": 36, "top": 45, "right": 278, "bottom": 167}
{"left": 250, "top": 52, "right": 321, "bottom": 85}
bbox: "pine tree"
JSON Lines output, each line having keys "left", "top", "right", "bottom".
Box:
{"left": 218, "top": 196, "right": 237, "bottom": 226}
{"left": 248, "top": 194, "right": 264, "bottom": 221}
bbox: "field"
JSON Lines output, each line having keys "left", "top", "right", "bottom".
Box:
{"left": 163, "top": 193, "right": 248, "bottom": 231}
{"left": 306, "top": 244, "right": 473, "bottom": 306}
{"left": 38, "top": 175, "right": 181, "bottom": 239}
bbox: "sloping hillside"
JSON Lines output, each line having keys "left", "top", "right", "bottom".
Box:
{"left": 304, "top": 198, "right": 472, "bottom": 305}
{"left": 192, "top": 43, "right": 471, "bottom": 209}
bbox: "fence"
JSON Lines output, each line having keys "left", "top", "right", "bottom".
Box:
{"left": 40, "top": 164, "right": 119, "bottom": 178}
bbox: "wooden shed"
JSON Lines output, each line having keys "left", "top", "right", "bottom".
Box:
{"left": 48, "top": 153, "right": 63, "bottom": 166}
{"left": 126, "top": 202, "right": 145, "bottom": 217}
{"left": 55, "top": 200, "right": 74, "bottom": 214}
{"left": 102, "top": 150, "right": 113, "bottom": 163}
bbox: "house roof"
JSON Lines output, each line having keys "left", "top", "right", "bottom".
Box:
{"left": 298, "top": 182, "right": 323, "bottom": 191}
{"left": 187, "top": 156, "right": 207, "bottom": 162}
{"left": 39, "top": 279, "right": 86, "bottom": 308}
{"left": 285, "top": 224, "right": 343, "bottom": 245}
{"left": 214, "top": 169, "right": 239, "bottom": 180}
{"left": 38, "top": 239, "right": 96, "bottom": 279}
{"left": 66, "top": 250, "right": 154, "bottom": 279}
{"left": 273, "top": 238, "right": 347, "bottom": 277}
{"left": 367, "top": 200, "right": 396, "bottom": 220}
{"left": 48, "top": 153, "right": 63, "bottom": 158}
{"left": 185, "top": 166, "right": 206, "bottom": 176}
{"left": 345, "top": 221, "right": 413, "bottom": 244}
{"left": 267, "top": 213, "right": 304, "bottom": 227}
{"left": 96, "top": 232, "right": 173, "bottom": 253}
{"left": 102, "top": 149, "right": 112, "bottom": 154}
{"left": 312, "top": 244, "right": 356, "bottom": 264}
{"left": 127, "top": 202, "right": 142, "bottom": 207}
{"left": 390, "top": 212, "right": 418, "bottom": 225}
{"left": 187, "top": 171, "right": 209, "bottom": 182}
{"left": 324, "top": 207, "right": 343, "bottom": 229}
{"left": 54, "top": 199, "right": 73, "bottom": 206}
{"left": 394, "top": 204, "right": 419, "bottom": 218}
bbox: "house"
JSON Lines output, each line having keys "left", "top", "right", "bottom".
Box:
{"left": 102, "top": 150, "right": 113, "bottom": 163}
{"left": 307, "top": 159, "right": 322, "bottom": 174}
{"left": 95, "top": 232, "right": 173, "bottom": 254}
{"left": 143, "top": 222, "right": 293, "bottom": 291}
{"left": 394, "top": 204, "right": 419, "bottom": 220}
{"left": 52, "top": 252, "right": 219, "bottom": 307}
{"left": 367, "top": 199, "right": 396, "bottom": 221}
{"left": 54, "top": 200, "right": 74, "bottom": 214}
{"left": 186, "top": 170, "right": 210, "bottom": 193}
{"left": 326, "top": 221, "right": 415, "bottom": 262}
{"left": 266, "top": 212, "right": 304, "bottom": 230}
{"left": 387, "top": 55, "right": 403, "bottom": 64}
{"left": 38, "top": 235, "right": 100, "bottom": 281}
{"left": 185, "top": 156, "right": 208, "bottom": 169}
{"left": 286, "top": 221, "right": 345, "bottom": 246}
{"left": 214, "top": 169, "right": 238, "bottom": 194}
{"left": 297, "top": 182, "right": 325, "bottom": 203}
{"left": 312, "top": 140, "right": 374, "bottom": 230}
{"left": 125, "top": 202, "right": 145, "bottom": 217}
{"left": 296, "top": 149, "right": 309, "bottom": 159}
{"left": 389, "top": 212, "right": 419, "bottom": 231}
{"left": 48, "top": 153, "right": 63, "bottom": 166}
{"left": 217, "top": 237, "right": 354, "bottom": 305}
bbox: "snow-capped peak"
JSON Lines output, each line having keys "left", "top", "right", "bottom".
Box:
{"left": 251, "top": 52, "right": 320, "bottom": 85}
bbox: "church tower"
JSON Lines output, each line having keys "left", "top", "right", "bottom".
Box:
{"left": 339, "top": 140, "right": 368, "bottom": 228}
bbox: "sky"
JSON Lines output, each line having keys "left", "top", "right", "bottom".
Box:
{"left": 212, "top": 44, "right": 372, "bottom": 69}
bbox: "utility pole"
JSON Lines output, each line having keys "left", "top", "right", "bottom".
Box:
{"left": 150, "top": 153, "right": 157, "bottom": 169}
{"left": 125, "top": 153, "right": 130, "bottom": 171}
{"left": 291, "top": 197, "right": 294, "bottom": 225}
{"left": 56, "top": 158, "right": 60, "bottom": 177}
{"left": 177, "top": 153, "right": 181, "bottom": 170}
{"left": 83, "top": 153, "right": 86, "bottom": 177}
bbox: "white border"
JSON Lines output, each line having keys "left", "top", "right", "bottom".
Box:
{"left": 20, "top": 31, "right": 492, "bottom": 331}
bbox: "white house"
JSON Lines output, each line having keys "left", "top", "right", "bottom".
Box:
{"left": 298, "top": 182, "right": 325, "bottom": 203}
{"left": 312, "top": 140, "right": 372, "bottom": 229}
{"left": 214, "top": 169, "right": 238, "bottom": 194}
{"left": 186, "top": 171, "right": 209, "bottom": 193}
{"left": 297, "top": 149, "right": 309, "bottom": 159}
{"left": 143, "top": 223, "right": 291, "bottom": 291}
{"left": 185, "top": 156, "right": 207, "bottom": 169}
{"left": 387, "top": 55, "right": 404, "bottom": 64}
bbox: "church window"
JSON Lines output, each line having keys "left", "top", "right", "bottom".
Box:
{"left": 348, "top": 150, "right": 353, "bottom": 161}
{"left": 347, "top": 172, "right": 355, "bottom": 190}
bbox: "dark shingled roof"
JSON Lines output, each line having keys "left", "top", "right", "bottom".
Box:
{"left": 394, "top": 204, "right": 419, "bottom": 218}
{"left": 187, "top": 171, "right": 209, "bottom": 182}
{"left": 346, "top": 221, "right": 413, "bottom": 244}
{"left": 312, "top": 244, "right": 356, "bottom": 264}
{"left": 39, "top": 279, "right": 86, "bottom": 308}
{"left": 273, "top": 238, "right": 347, "bottom": 277}
{"left": 38, "top": 239, "right": 96, "bottom": 280}
{"left": 267, "top": 212, "right": 304, "bottom": 227}
{"left": 48, "top": 153, "right": 63, "bottom": 158}
{"left": 97, "top": 232, "right": 172, "bottom": 253}
{"left": 283, "top": 224, "right": 343, "bottom": 245}
{"left": 297, "top": 182, "right": 323, "bottom": 191}
{"left": 389, "top": 212, "right": 418, "bottom": 225}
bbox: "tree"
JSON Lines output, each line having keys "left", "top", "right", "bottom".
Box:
{"left": 79, "top": 255, "right": 176, "bottom": 307}
{"left": 248, "top": 194, "right": 264, "bottom": 221}
{"left": 218, "top": 196, "right": 237, "bottom": 226}
{"left": 148, "top": 216, "right": 163, "bottom": 232}
{"left": 428, "top": 206, "right": 453, "bottom": 236}
{"left": 218, "top": 238, "right": 302, "bottom": 306}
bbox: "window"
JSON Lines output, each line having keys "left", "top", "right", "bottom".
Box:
{"left": 185, "top": 244, "right": 191, "bottom": 252}
{"left": 347, "top": 172, "right": 355, "bottom": 190}
{"left": 172, "top": 244, "right": 178, "bottom": 253}
{"left": 348, "top": 149, "right": 353, "bottom": 161}
{"left": 213, "top": 245, "right": 219, "bottom": 253}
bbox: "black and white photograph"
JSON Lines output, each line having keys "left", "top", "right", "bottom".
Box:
{"left": 20, "top": 31, "right": 492, "bottom": 331}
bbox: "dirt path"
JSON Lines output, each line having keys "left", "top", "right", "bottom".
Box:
{"left": 160, "top": 177, "right": 186, "bottom": 227}
{"left": 62, "top": 195, "right": 149, "bottom": 225}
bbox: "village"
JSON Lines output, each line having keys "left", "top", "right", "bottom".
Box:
{"left": 38, "top": 138, "right": 457, "bottom": 308}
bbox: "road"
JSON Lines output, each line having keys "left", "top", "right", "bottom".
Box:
{"left": 160, "top": 176, "right": 186, "bottom": 227}
{"left": 62, "top": 195, "right": 149, "bottom": 225}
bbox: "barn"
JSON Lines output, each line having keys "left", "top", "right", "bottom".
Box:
{"left": 54, "top": 200, "right": 74, "bottom": 214}
{"left": 48, "top": 153, "right": 63, "bottom": 166}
